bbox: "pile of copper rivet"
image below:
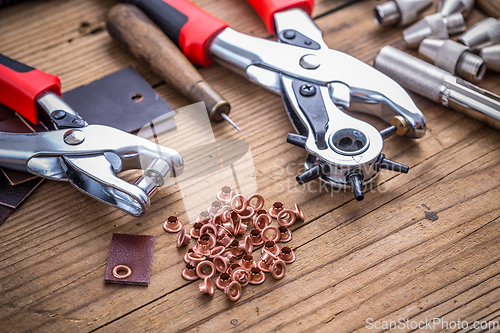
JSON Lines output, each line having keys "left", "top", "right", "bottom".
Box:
{"left": 163, "top": 186, "right": 304, "bottom": 301}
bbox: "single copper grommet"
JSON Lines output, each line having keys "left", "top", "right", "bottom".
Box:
{"left": 209, "top": 245, "right": 225, "bottom": 258}
{"left": 269, "top": 202, "right": 285, "bottom": 218}
{"left": 279, "top": 246, "right": 296, "bottom": 264}
{"left": 222, "top": 250, "right": 239, "bottom": 264}
{"left": 163, "top": 216, "right": 183, "bottom": 233}
{"left": 231, "top": 194, "right": 247, "bottom": 214}
{"left": 190, "top": 222, "right": 203, "bottom": 239}
{"left": 193, "top": 234, "right": 211, "bottom": 256}
{"left": 230, "top": 211, "right": 240, "bottom": 224}
{"left": 208, "top": 200, "right": 223, "bottom": 215}
{"left": 218, "top": 205, "right": 232, "bottom": 216}
{"left": 217, "top": 233, "right": 234, "bottom": 247}
{"left": 200, "top": 223, "right": 218, "bottom": 236}
{"left": 238, "top": 206, "right": 255, "bottom": 221}
{"left": 261, "top": 225, "right": 280, "bottom": 243}
{"left": 225, "top": 281, "right": 242, "bottom": 301}
{"left": 253, "top": 209, "right": 269, "bottom": 223}
{"left": 253, "top": 213, "right": 271, "bottom": 231}
{"left": 237, "top": 222, "right": 248, "bottom": 235}
{"left": 196, "top": 211, "right": 211, "bottom": 224}
{"left": 233, "top": 219, "right": 241, "bottom": 236}
{"left": 222, "top": 221, "right": 235, "bottom": 235}
{"left": 231, "top": 267, "right": 251, "bottom": 287}
{"left": 196, "top": 260, "right": 216, "bottom": 279}
{"left": 186, "top": 252, "right": 206, "bottom": 267}
{"left": 112, "top": 264, "right": 132, "bottom": 279}
{"left": 292, "top": 203, "right": 305, "bottom": 220}
{"left": 176, "top": 229, "right": 191, "bottom": 247}
{"left": 226, "top": 239, "right": 244, "bottom": 257}
{"left": 277, "top": 209, "right": 296, "bottom": 227}
{"left": 262, "top": 240, "right": 281, "bottom": 257}
{"left": 249, "top": 228, "right": 264, "bottom": 246}
{"left": 271, "top": 259, "right": 286, "bottom": 279}
{"left": 240, "top": 254, "right": 256, "bottom": 270}
{"left": 246, "top": 193, "right": 265, "bottom": 211}
{"left": 249, "top": 267, "right": 266, "bottom": 285}
{"left": 216, "top": 272, "right": 232, "bottom": 290}
{"left": 182, "top": 263, "right": 199, "bottom": 281}
{"left": 278, "top": 226, "right": 292, "bottom": 243}
{"left": 217, "top": 186, "right": 233, "bottom": 204}
{"left": 213, "top": 254, "right": 230, "bottom": 273}
{"left": 227, "top": 263, "right": 241, "bottom": 275}
{"left": 212, "top": 214, "right": 224, "bottom": 226}
{"left": 199, "top": 276, "right": 214, "bottom": 296}
{"left": 242, "top": 235, "right": 254, "bottom": 255}
{"left": 257, "top": 259, "right": 272, "bottom": 272}
{"left": 184, "top": 248, "right": 194, "bottom": 264}
{"left": 260, "top": 249, "right": 277, "bottom": 264}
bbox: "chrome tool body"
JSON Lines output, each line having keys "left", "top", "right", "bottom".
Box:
{"left": 0, "top": 54, "right": 184, "bottom": 216}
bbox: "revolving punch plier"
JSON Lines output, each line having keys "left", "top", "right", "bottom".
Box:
{"left": 126, "top": 0, "right": 427, "bottom": 201}
{"left": 0, "top": 54, "right": 184, "bottom": 216}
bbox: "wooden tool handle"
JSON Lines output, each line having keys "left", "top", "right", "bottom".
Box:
{"left": 106, "top": 3, "right": 230, "bottom": 122}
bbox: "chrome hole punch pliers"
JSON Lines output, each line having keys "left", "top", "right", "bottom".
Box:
{"left": 0, "top": 54, "right": 184, "bottom": 216}
{"left": 126, "top": 0, "right": 427, "bottom": 201}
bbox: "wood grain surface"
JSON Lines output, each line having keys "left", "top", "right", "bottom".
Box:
{"left": 0, "top": 0, "right": 499, "bottom": 332}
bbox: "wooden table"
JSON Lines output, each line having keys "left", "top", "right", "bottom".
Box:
{"left": 1, "top": 0, "right": 499, "bottom": 332}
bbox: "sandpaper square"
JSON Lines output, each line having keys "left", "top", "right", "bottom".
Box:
{"left": 62, "top": 67, "right": 174, "bottom": 133}
{"left": 105, "top": 233, "right": 155, "bottom": 286}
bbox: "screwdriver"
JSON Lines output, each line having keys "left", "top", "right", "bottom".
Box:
{"left": 106, "top": 3, "right": 240, "bottom": 131}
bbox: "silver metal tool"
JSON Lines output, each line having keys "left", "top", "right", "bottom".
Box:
{"left": 0, "top": 92, "right": 184, "bottom": 216}
{"left": 210, "top": 9, "right": 426, "bottom": 201}
{"left": 437, "top": 0, "right": 475, "bottom": 17}
{"left": 403, "top": 12, "right": 466, "bottom": 48}
{"left": 481, "top": 44, "right": 500, "bottom": 72}
{"left": 374, "top": 0, "right": 433, "bottom": 27}
{"left": 418, "top": 38, "right": 486, "bottom": 81}
{"left": 458, "top": 18, "right": 500, "bottom": 50}
{"left": 374, "top": 46, "right": 500, "bottom": 131}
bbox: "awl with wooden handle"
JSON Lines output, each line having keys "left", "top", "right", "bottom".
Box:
{"left": 106, "top": 3, "right": 240, "bottom": 131}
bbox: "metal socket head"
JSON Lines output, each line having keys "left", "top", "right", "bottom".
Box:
{"left": 458, "top": 18, "right": 500, "bottom": 50}
{"left": 480, "top": 44, "right": 500, "bottom": 72}
{"left": 438, "top": 0, "right": 475, "bottom": 17}
{"left": 403, "top": 12, "right": 466, "bottom": 48}
{"left": 375, "top": 0, "right": 433, "bottom": 27}
{"left": 419, "top": 38, "right": 486, "bottom": 81}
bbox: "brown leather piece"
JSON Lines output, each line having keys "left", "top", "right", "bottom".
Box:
{"left": 0, "top": 205, "right": 13, "bottom": 226}
{"left": 0, "top": 172, "right": 44, "bottom": 208}
{"left": 104, "top": 233, "right": 155, "bottom": 286}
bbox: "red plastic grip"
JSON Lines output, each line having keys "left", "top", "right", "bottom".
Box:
{"left": 246, "top": 0, "right": 314, "bottom": 35}
{"left": 0, "top": 54, "right": 61, "bottom": 125}
{"left": 161, "top": 0, "right": 228, "bottom": 67}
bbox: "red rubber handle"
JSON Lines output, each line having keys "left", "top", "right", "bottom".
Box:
{"left": 0, "top": 54, "right": 61, "bottom": 125}
{"left": 120, "top": 0, "right": 228, "bottom": 67}
{"left": 246, "top": 0, "right": 314, "bottom": 35}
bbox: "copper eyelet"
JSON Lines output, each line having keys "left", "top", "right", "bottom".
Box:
{"left": 196, "top": 260, "right": 216, "bottom": 279}
{"left": 177, "top": 229, "right": 192, "bottom": 247}
{"left": 217, "top": 233, "right": 234, "bottom": 247}
{"left": 238, "top": 206, "right": 255, "bottom": 221}
{"left": 199, "top": 277, "right": 215, "bottom": 296}
{"left": 225, "top": 281, "right": 242, "bottom": 301}
{"left": 239, "top": 254, "right": 256, "bottom": 270}
{"left": 184, "top": 248, "right": 194, "bottom": 264}
{"left": 278, "top": 226, "right": 292, "bottom": 243}
{"left": 262, "top": 240, "right": 281, "bottom": 257}
{"left": 249, "top": 267, "right": 266, "bottom": 285}
{"left": 213, "top": 254, "right": 230, "bottom": 273}
{"left": 217, "top": 186, "right": 234, "bottom": 204}
{"left": 261, "top": 225, "right": 280, "bottom": 243}
{"left": 209, "top": 245, "right": 225, "bottom": 258}
{"left": 271, "top": 259, "right": 286, "bottom": 279}
{"left": 196, "top": 211, "right": 212, "bottom": 224}
{"left": 253, "top": 213, "right": 271, "bottom": 231}
{"left": 231, "top": 194, "right": 247, "bottom": 214}
{"left": 208, "top": 200, "right": 223, "bottom": 215}
{"left": 200, "top": 223, "right": 218, "bottom": 236}
{"left": 246, "top": 193, "right": 265, "bottom": 211}
{"left": 222, "top": 250, "right": 239, "bottom": 264}
{"left": 163, "top": 216, "right": 183, "bottom": 233}
{"left": 249, "top": 229, "right": 264, "bottom": 246}
{"left": 292, "top": 203, "right": 305, "bottom": 220}
{"left": 243, "top": 235, "right": 253, "bottom": 255}
{"left": 212, "top": 214, "right": 224, "bottom": 226}
{"left": 216, "top": 272, "right": 232, "bottom": 290}
{"left": 112, "top": 264, "right": 132, "bottom": 279}
{"left": 227, "top": 263, "right": 241, "bottom": 275}
{"left": 237, "top": 222, "right": 248, "bottom": 235}
{"left": 257, "top": 259, "right": 272, "bottom": 272}
{"left": 280, "top": 246, "right": 297, "bottom": 264}
{"left": 269, "top": 202, "right": 285, "bottom": 218}
{"left": 186, "top": 252, "right": 206, "bottom": 267}
{"left": 277, "top": 209, "right": 296, "bottom": 227}
{"left": 181, "top": 264, "right": 199, "bottom": 281}
{"left": 190, "top": 222, "right": 203, "bottom": 239}
{"left": 231, "top": 267, "right": 251, "bottom": 287}
{"left": 193, "top": 234, "right": 212, "bottom": 256}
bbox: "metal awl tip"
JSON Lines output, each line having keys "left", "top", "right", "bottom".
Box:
{"left": 220, "top": 112, "right": 241, "bottom": 132}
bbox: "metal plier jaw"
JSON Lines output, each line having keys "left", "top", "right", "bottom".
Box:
{"left": 211, "top": 9, "right": 426, "bottom": 200}
{"left": 0, "top": 93, "right": 184, "bottom": 216}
